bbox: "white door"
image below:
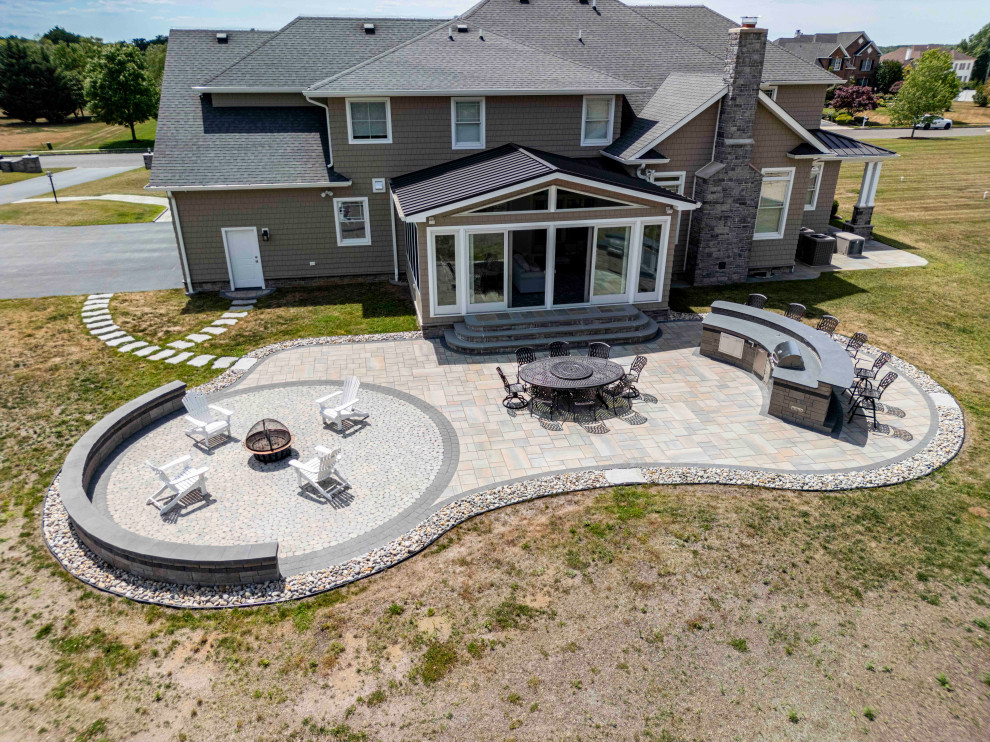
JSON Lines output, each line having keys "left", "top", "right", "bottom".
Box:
{"left": 222, "top": 227, "right": 265, "bottom": 289}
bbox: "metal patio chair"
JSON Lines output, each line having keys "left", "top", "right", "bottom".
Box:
{"left": 746, "top": 293, "right": 767, "bottom": 309}
{"left": 848, "top": 371, "right": 898, "bottom": 428}
{"left": 816, "top": 315, "right": 839, "bottom": 337}
{"left": 587, "top": 342, "right": 611, "bottom": 360}
{"left": 844, "top": 332, "right": 868, "bottom": 359}
{"left": 618, "top": 355, "right": 648, "bottom": 399}
{"left": 548, "top": 341, "right": 570, "bottom": 358}
{"left": 854, "top": 352, "right": 892, "bottom": 390}
{"left": 529, "top": 384, "right": 557, "bottom": 420}
{"left": 567, "top": 387, "right": 599, "bottom": 421}
{"left": 497, "top": 366, "right": 528, "bottom": 409}
{"left": 785, "top": 302, "right": 806, "bottom": 321}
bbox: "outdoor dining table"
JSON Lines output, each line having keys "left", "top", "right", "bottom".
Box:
{"left": 518, "top": 357, "right": 625, "bottom": 410}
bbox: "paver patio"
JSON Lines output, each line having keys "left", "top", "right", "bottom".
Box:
{"left": 90, "top": 321, "right": 936, "bottom": 576}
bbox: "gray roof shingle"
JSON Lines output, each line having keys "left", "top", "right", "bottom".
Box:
{"left": 603, "top": 73, "right": 725, "bottom": 160}
{"left": 150, "top": 30, "right": 344, "bottom": 189}
{"left": 390, "top": 143, "right": 696, "bottom": 217}
{"left": 631, "top": 5, "right": 842, "bottom": 85}
{"left": 201, "top": 17, "right": 448, "bottom": 90}
{"left": 307, "top": 25, "right": 641, "bottom": 94}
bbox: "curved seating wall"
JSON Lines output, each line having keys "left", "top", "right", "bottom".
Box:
{"left": 59, "top": 381, "right": 280, "bottom": 586}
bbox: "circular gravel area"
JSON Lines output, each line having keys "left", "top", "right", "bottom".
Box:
{"left": 93, "top": 382, "right": 455, "bottom": 559}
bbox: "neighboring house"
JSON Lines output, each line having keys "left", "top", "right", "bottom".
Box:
{"left": 775, "top": 31, "right": 881, "bottom": 87}
{"left": 881, "top": 45, "right": 976, "bottom": 83}
{"left": 150, "top": 1, "right": 895, "bottom": 339}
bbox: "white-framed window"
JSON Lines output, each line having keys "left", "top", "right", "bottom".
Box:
{"left": 754, "top": 168, "right": 795, "bottom": 240}
{"left": 830, "top": 57, "right": 842, "bottom": 71}
{"left": 451, "top": 97, "right": 485, "bottom": 149}
{"left": 860, "top": 59, "right": 872, "bottom": 71}
{"left": 651, "top": 172, "right": 686, "bottom": 195}
{"left": 346, "top": 98, "right": 391, "bottom": 144}
{"left": 760, "top": 85, "right": 778, "bottom": 101}
{"left": 333, "top": 197, "right": 372, "bottom": 245}
{"left": 581, "top": 95, "right": 614, "bottom": 146}
{"left": 804, "top": 163, "right": 823, "bottom": 211}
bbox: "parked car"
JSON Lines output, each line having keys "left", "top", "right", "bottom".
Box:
{"left": 914, "top": 115, "right": 953, "bottom": 130}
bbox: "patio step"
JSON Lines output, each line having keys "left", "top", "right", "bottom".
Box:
{"left": 463, "top": 304, "right": 641, "bottom": 331}
{"left": 444, "top": 309, "right": 659, "bottom": 354}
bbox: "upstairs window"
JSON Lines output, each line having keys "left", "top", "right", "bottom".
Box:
{"left": 581, "top": 95, "right": 614, "bottom": 146}
{"left": 755, "top": 168, "right": 794, "bottom": 240}
{"left": 346, "top": 98, "right": 391, "bottom": 143}
{"left": 860, "top": 59, "right": 872, "bottom": 71}
{"left": 830, "top": 57, "right": 842, "bottom": 71}
{"left": 651, "top": 172, "right": 686, "bottom": 195}
{"left": 452, "top": 98, "right": 485, "bottom": 149}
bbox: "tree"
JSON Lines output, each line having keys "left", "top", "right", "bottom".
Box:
{"left": 49, "top": 39, "right": 102, "bottom": 117}
{"left": 831, "top": 84, "right": 879, "bottom": 116}
{"left": 84, "top": 43, "right": 159, "bottom": 141}
{"left": 875, "top": 59, "right": 904, "bottom": 93}
{"left": 43, "top": 26, "right": 83, "bottom": 45}
{"left": 974, "top": 84, "right": 989, "bottom": 107}
{"left": 958, "top": 21, "right": 990, "bottom": 85}
{"left": 887, "top": 49, "right": 961, "bottom": 137}
{"left": 144, "top": 42, "right": 167, "bottom": 91}
{"left": 889, "top": 80, "right": 904, "bottom": 95}
{"left": 0, "top": 39, "right": 79, "bottom": 123}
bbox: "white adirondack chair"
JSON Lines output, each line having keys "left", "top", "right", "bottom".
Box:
{"left": 182, "top": 391, "right": 233, "bottom": 450}
{"left": 288, "top": 446, "right": 350, "bottom": 501}
{"left": 316, "top": 377, "right": 369, "bottom": 430}
{"left": 146, "top": 456, "right": 209, "bottom": 515}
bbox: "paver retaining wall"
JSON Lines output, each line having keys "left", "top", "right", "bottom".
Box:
{"left": 60, "top": 380, "right": 280, "bottom": 586}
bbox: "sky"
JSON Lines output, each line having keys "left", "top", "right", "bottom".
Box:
{"left": 1, "top": 0, "right": 984, "bottom": 45}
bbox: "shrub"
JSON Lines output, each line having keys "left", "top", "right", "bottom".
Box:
{"left": 831, "top": 200, "right": 839, "bottom": 218}
{"left": 974, "top": 84, "right": 989, "bottom": 107}
{"left": 835, "top": 113, "right": 854, "bottom": 125}
{"left": 822, "top": 106, "right": 837, "bottom": 121}
{"left": 890, "top": 80, "right": 904, "bottom": 95}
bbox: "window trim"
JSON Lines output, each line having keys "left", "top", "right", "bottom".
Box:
{"left": 345, "top": 97, "right": 392, "bottom": 144}
{"left": 333, "top": 196, "right": 372, "bottom": 246}
{"left": 581, "top": 95, "right": 614, "bottom": 147}
{"left": 830, "top": 57, "right": 842, "bottom": 71}
{"left": 754, "top": 167, "right": 795, "bottom": 241}
{"left": 649, "top": 171, "right": 686, "bottom": 195}
{"left": 804, "top": 163, "right": 823, "bottom": 212}
{"left": 760, "top": 85, "right": 778, "bottom": 101}
{"left": 451, "top": 97, "right": 486, "bottom": 150}
{"left": 461, "top": 185, "right": 643, "bottom": 215}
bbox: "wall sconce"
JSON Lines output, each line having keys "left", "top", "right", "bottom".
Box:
{"left": 261, "top": 228, "right": 270, "bottom": 241}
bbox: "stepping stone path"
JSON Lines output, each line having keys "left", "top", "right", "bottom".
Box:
{"left": 79, "top": 294, "right": 256, "bottom": 370}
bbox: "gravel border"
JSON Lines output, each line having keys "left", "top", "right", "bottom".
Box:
{"left": 41, "top": 330, "right": 965, "bottom": 609}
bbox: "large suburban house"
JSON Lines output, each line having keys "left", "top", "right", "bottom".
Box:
{"left": 881, "top": 45, "right": 977, "bottom": 83}
{"left": 150, "top": 1, "right": 895, "bottom": 345}
{"left": 774, "top": 31, "right": 881, "bottom": 88}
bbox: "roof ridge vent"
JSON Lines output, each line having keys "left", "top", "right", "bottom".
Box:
{"left": 363, "top": 23, "right": 375, "bottom": 34}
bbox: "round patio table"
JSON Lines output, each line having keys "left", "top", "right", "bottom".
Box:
{"left": 519, "top": 357, "right": 624, "bottom": 391}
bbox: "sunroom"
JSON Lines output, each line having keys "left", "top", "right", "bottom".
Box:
{"left": 390, "top": 145, "right": 699, "bottom": 328}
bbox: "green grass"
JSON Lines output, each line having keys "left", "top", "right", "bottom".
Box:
{"left": 0, "top": 200, "right": 164, "bottom": 226}
{"left": 57, "top": 167, "right": 151, "bottom": 198}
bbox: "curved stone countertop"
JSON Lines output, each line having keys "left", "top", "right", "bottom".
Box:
{"left": 705, "top": 300, "right": 855, "bottom": 390}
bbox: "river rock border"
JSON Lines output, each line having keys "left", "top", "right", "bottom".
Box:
{"left": 41, "top": 329, "right": 965, "bottom": 609}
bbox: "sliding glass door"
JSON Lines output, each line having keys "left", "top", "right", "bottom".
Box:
{"left": 590, "top": 224, "right": 632, "bottom": 303}
{"left": 467, "top": 231, "right": 507, "bottom": 311}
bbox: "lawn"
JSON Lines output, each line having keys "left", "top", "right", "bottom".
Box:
{"left": 0, "top": 200, "right": 163, "bottom": 226}
{"left": 0, "top": 167, "right": 69, "bottom": 186}
{"left": 0, "top": 168, "right": 165, "bottom": 225}
{"left": 0, "top": 139, "right": 988, "bottom": 740}
{"left": 0, "top": 115, "right": 156, "bottom": 154}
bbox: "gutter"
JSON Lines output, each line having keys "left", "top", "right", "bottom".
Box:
{"left": 600, "top": 150, "right": 670, "bottom": 166}
{"left": 146, "top": 181, "right": 351, "bottom": 192}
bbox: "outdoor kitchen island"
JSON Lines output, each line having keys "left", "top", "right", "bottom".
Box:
{"left": 700, "top": 301, "right": 855, "bottom": 433}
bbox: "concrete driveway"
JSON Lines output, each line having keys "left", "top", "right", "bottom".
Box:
{"left": 0, "top": 222, "right": 182, "bottom": 299}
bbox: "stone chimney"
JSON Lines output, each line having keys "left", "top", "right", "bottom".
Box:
{"left": 687, "top": 20, "right": 768, "bottom": 286}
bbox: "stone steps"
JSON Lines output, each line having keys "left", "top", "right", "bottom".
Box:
{"left": 445, "top": 306, "right": 659, "bottom": 354}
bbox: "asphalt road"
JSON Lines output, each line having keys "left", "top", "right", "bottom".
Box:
{"left": 37, "top": 153, "right": 147, "bottom": 169}
{"left": 0, "top": 223, "right": 182, "bottom": 299}
{"left": 827, "top": 125, "right": 990, "bottom": 140}
{"left": 0, "top": 165, "right": 140, "bottom": 205}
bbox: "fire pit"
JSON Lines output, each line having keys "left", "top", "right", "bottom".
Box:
{"left": 244, "top": 418, "right": 293, "bottom": 462}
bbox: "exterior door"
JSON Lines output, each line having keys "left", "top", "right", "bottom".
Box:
{"left": 467, "top": 231, "right": 507, "bottom": 311}
{"left": 223, "top": 227, "right": 264, "bottom": 289}
{"left": 590, "top": 224, "right": 633, "bottom": 303}
{"left": 634, "top": 220, "right": 669, "bottom": 302}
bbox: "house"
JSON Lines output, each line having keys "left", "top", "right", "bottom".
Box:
{"left": 150, "top": 1, "right": 895, "bottom": 346}
{"left": 881, "top": 45, "right": 976, "bottom": 83}
{"left": 775, "top": 31, "right": 881, "bottom": 88}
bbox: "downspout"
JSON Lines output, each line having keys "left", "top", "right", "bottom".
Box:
{"left": 304, "top": 94, "right": 334, "bottom": 167}
{"left": 168, "top": 190, "right": 195, "bottom": 293}
{"left": 388, "top": 183, "right": 400, "bottom": 284}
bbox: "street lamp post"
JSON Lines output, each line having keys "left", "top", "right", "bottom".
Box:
{"left": 46, "top": 170, "right": 58, "bottom": 204}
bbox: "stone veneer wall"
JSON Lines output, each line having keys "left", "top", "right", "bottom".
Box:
{"left": 688, "top": 26, "right": 768, "bottom": 286}
{"left": 60, "top": 380, "right": 280, "bottom": 586}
